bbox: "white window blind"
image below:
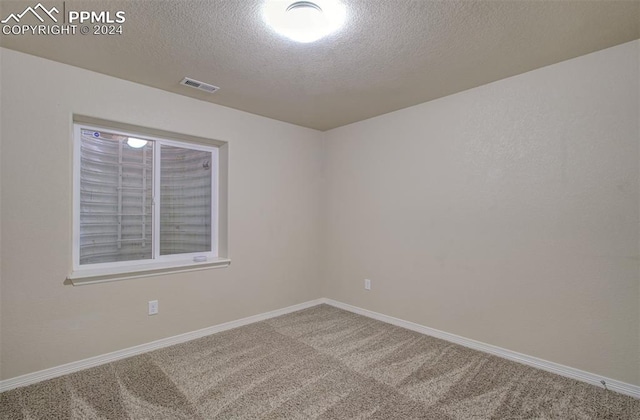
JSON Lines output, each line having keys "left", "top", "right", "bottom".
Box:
{"left": 73, "top": 123, "right": 220, "bottom": 279}
{"left": 80, "top": 129, "right": 153, "bottom": 264}
{"left": 160, "top": 144, "right": 212, "bottom": 256}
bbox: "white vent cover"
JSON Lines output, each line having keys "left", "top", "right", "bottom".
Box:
{"left": 180, "top": 77, "right": 219, "bottom": 93}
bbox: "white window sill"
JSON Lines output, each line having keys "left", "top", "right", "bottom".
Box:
{"left": 67, "top": 258, "right": 231, "bottom": 286}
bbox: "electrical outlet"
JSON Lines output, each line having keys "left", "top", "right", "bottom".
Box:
{"left": 364, "top": 279, "right": 371, "bottom": 290}
{"left": 148, "top": 300, "right": 159, "bottom": 315}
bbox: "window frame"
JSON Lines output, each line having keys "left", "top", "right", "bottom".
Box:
{"left": 70, "top": 121, "right": 228, "bottom": 284}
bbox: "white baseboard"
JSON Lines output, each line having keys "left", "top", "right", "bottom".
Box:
{"left": 2, "top": 297, "right": 638, "bottom": 400}
{"left": 0, "top": 298, "right": 324, "bottom": 393}
{"left": 322, "top": 298, "right": 640, "bottom": 399}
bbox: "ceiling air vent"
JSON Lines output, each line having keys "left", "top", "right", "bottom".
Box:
{"left": 180, "top": 77, "right": 219, "bottom": 93}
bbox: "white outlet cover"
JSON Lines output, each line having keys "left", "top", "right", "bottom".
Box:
{"left": 148, "top": 300, "right": 159, "bottom": 315}
{"left": 364, "top": 279, "right": 371, "bottom": 290}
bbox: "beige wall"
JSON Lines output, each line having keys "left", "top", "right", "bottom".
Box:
{"left": 0, "top": 48, "right": 324, "bottom": 380}
{"left": 323, "top": 41, "right": 640, "bottom": 386}
{"left": 1, "top": 41, "right": 639, "bottom": 387}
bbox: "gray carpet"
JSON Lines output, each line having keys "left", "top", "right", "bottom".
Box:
{"left": 1, "top": 304, "right": 639, "bottom": 419}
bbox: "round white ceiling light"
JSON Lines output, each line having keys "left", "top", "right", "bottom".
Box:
{"left": 263, "top": 0, "right": 346, "bottom": 43}
{"left": 127, "top": 137, "right": 148, "bottom": 148}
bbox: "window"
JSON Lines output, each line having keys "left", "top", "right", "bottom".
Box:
{"left": 70, "top": 120, "right": 229, "bottom": 284}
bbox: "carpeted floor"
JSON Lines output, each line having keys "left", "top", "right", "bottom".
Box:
{"left": 1, "top": 304, "right": 639, "bottom": 419}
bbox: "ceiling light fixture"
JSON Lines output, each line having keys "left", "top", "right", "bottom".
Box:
{"left": 287, "top": 1, "right": 322, "bottom": 13}
{"left": 263, "top": 0, "right": 346, "bottom": 43}
{"left": 127, "top": 137, "right": 148, "bottom": 148}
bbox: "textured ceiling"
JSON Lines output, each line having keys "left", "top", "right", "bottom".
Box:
{"left": 1, "top": 0, "right": 639, "bottom": 131}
